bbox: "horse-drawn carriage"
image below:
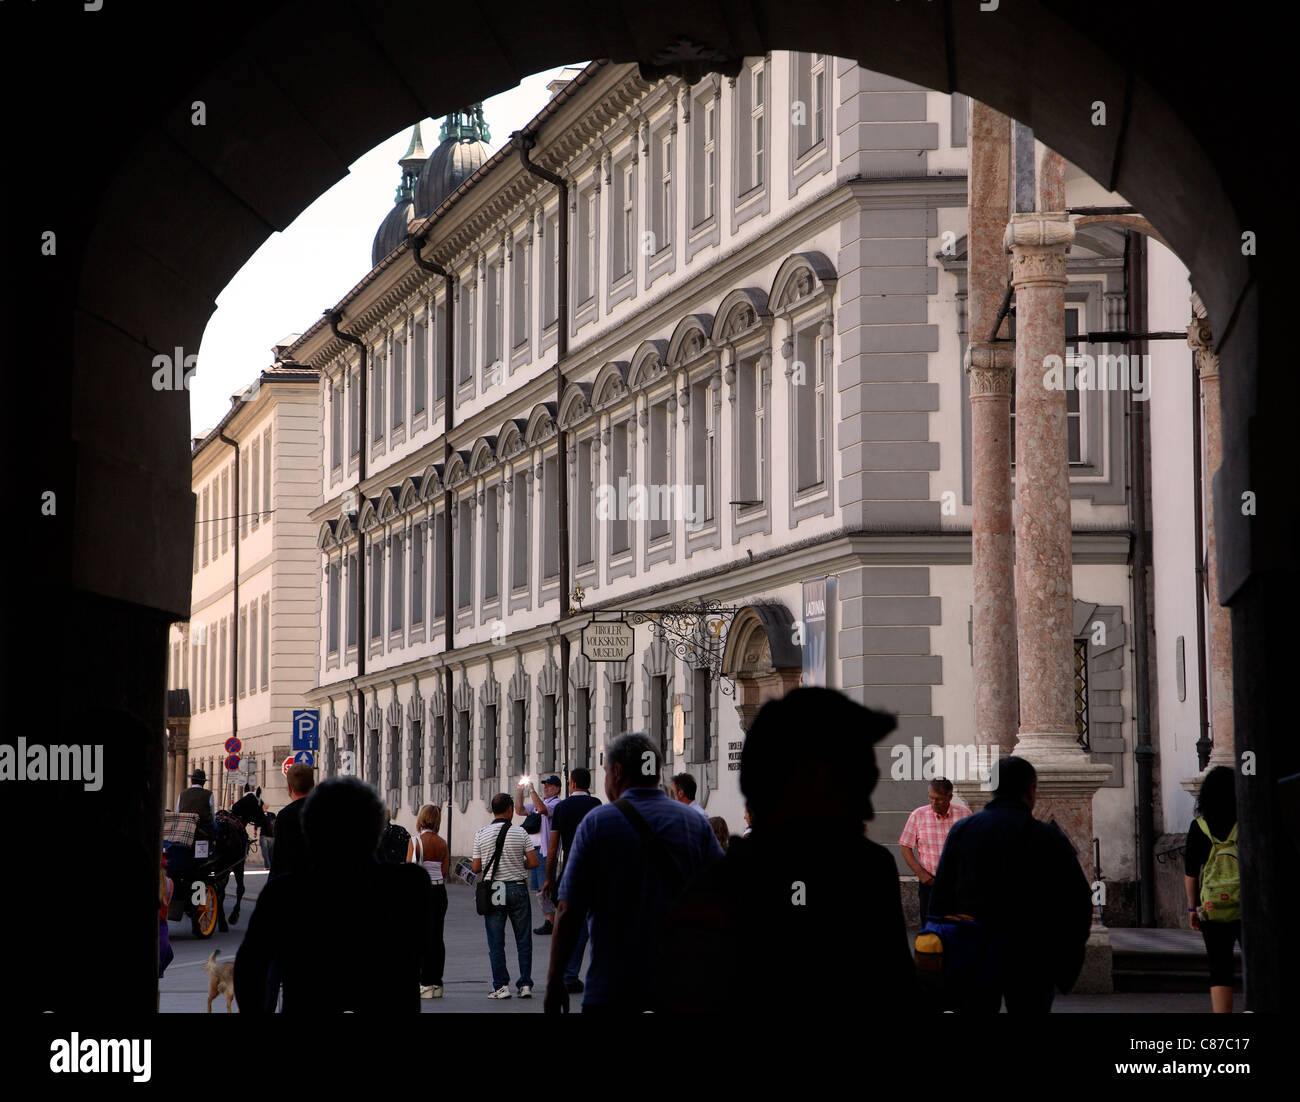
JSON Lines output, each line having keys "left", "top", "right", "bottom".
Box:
{"left": 163, "top": 791, "right": 265, "bottom": 937}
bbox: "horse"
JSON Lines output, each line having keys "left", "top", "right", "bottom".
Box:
{"left": 216, "top": 788, "right": 268, "bottom": 927}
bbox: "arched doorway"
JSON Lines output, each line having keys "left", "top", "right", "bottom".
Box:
{"left": 721, "top": 604, "right": 803, "bottom": 733}
{"left": 5, "top": 2, "right": 1288, "bottom": 1012}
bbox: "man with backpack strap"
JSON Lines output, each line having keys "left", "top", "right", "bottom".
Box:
{"left": 472, "top": 792, "right": 540, "bottom": 999}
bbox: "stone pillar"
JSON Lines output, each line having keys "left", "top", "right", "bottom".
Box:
{"left": 1006, "top": 196, "right": 1113, "bottom": 992}
{"left": 966, "top": 101, "right": 1018, "bottom": 769}
{"left": 1190, "top": 310, "right": 1234, "bottom": 773}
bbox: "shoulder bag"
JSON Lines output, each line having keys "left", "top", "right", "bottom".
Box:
{"left": 475, "top": 820, "right": 513, "bottom": 916}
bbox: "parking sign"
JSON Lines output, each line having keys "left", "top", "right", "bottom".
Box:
{"left": 292, "top": 709, "right": 320, "bottom": 751}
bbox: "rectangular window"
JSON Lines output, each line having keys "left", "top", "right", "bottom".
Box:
{"left": 511, "top": 471, "right": 528, "bottom": 589}
{"left": 485, "top": 261, "right": 501, "bottom": 383}
{"left": 190, "top": 637, "right": 198, "bottom": 700}
{"left": 542, "top": 455, "right": 559, "bottom": 579}
{"left": 705, "top": 100, "right": 716, "bottom": 220}
{"left": 248, "top": 602, "right": 257, "bottom": 695}
{"left": 390, "top": 531, "right": 404, "bottom": 633}
{"left": 434, "top": 301, "right": 447, "bottom": 402}
{"left": 1074, "top": 637, "right": 1091, "bottom": 751}
{"left": 611, "top": 681, "right": 626, "bottom": 738}
{"left": 692, "top": 668, "right": 711, "bottom": 762}
{"left": 811, "top": 54, "right": 825, "bottom": 148}
{"left": 208, "top": 627, "right": 216, "bottom": 711}
{"left": 613, "top": 162, "right": 633, "bottom": 278}
{"left": 511, "top": 698, "right": 527, "bottom": 777}
{"left": 201, "top": 488, "right": 210, "bottom": 566}
{"left": 219, "top": 618, "right": 227, "bottom": 706}
{"left": 484, "top": 485, "right": 499, "bottom": 600}
{"left": 652, "top": 675, "right": 669, "bottom": 757}
{"left": 576, "top": 438, "right": 594, "bottom": 564}
{"left": 484, "top": 704, "right": 498, "bottom": 779}
{"left": 370, "top": 541, "right": 384, "bottom": 639}
{"left": 389, "top": 723, "right": 402, "bottom": 794}
{"left": 238, "top": 607, "right": 247, "bottom": 696}
{"left": 543, "top": 694, "right": 557, "bottom": 773}
{"left": 432, "top": 511, "right": 445, "bottom": 618}
{"left": 457, "top": 284, "right": 475, "bottom": 385}
{"left": 346, "top": 553, "right": 358, "bottom": 647}
{"left": 262, "top": 428, "right": 271, "bottom": 520}
{"left": 431, "top": 712, "right": 446, "bottom": 787}
{"left": 411, "top": 522, "right": 424, "bottom": 627}
{"left": 611, "top": 423, "right": 630, "bottom": 553}
{"left": 795, "top": 329, "right": 824, "bottom": 491}
{"left": 736, "top": 357, "right": 763, "bottom": 504}
{"left": 752, "top": 60, "right": 765, "bottom": 189}
{"left": 655, "top": 133, "right": 673, "bottom": 252}
{"left": 249, "top": 440, "right": 260, "bottom": 530}
{"left": 260, "top": 594, "right": 269, "bottom": 690}
{"left": 650, "top": 403, "right": 669, "bottom": 539}
{"left": 543, "top": 214, "right": 558, "bottom": 326}
{"left": 512, "top": 239, "right": 529, "bottom": 349}
{"left": 221, "top": 469, "right": 229, "bottom": 554}
{"left": 372, "top": 349, "right": 386, "bottom": 442}
{"left": 193, "top": 501, "right": 200, "bottom": 574}
{"left": 574, "top": 688, "right": 590, "bottom": 769}
{"left": 457, "top": 502, "right": 472, "bottom": 609}
{"left": 412, "top": 315, "right": 427, "bottom": 415}
{"left": 392, "top": 330, "right": 406, "bottom": 430}
{"left": 578, "top": 188, "right": 595, "bottom": 303}
{"left": 456, "top": 710, "right": 471, "bottom": 783}
{"left": 331, "top": 379, "right": 343, "bottom": 468}
{"left": 327, "top": 561, "right": 340, "bottom": 653}
{"left": 689, "top": 383, "right": 715, "bottom": 521}
{"left": 349, "top": 370, "right": 360, "bottom": 457}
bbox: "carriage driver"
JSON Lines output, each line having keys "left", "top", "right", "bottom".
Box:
{"left": 178, "top": 767, "right": 216, "bottom": 836}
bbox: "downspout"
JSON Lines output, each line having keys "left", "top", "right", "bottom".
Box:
{"left": 409, "top": 233, "right": 457, "bottom": 849}
{"left": 217, "top": 425, "right": 240, "bottom": 805}
{"left": 516, "top": 132, "right": 572, "bottom": 783}
{"left": 1125, "top": 231, "right": 1157, "bottom": 926}
{"left": 328, "top": 312, "right": 367, "bottom": 773}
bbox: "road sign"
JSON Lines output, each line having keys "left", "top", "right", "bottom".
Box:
{"left": 292, "top": 709, "right": 320, "bottom": 751}
{"left": 282, "top": 755, "right": 295, "bottom": 777}
{"left": 581, "top": 620, "right": 635, "bottom": 662}
{"left": 225, "top": 754, "right": 241, "bottom": 772}
{"left": 293, "top": 750, "right": 315, "bottom": 767}
{"left": 225, "top": 737, "right": 242, "bottom": 754}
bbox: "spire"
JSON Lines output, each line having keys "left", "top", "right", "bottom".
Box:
{"left": 394, "top": 122, "right": 426, "bottom": 203}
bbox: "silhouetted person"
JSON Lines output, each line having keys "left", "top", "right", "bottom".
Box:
{"left": 657, "top": 687, "right": 914, "bottom": 1013}
{"left": 544, "top": 733, "right": 723, "bottom": 1014}
{"left": 929, "top": 756, "right": 1092, "bottom": 1013}
{"left": 268, "top": 763, "right": 314, "bottom": 881}
{"left": 234, "top": 776, "right": 433, "bottom": 1013}
{"left": 1185, "top": 765, "right": 1241, "bottom": 1013}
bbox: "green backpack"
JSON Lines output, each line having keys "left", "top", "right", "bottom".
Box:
{"left": 1196, "top": 816, "right": 1240, "bottom": 921}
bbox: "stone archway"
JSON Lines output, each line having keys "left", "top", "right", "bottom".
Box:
{"left": 721, "top": 604, "right": 803, "bottom": 733}
{"left": 8, "top": 0, "right": 1289, "bottom": 1013}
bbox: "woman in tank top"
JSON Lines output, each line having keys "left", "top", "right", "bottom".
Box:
{"left": 407, "top": 803, "right": 450, "bottom": 997}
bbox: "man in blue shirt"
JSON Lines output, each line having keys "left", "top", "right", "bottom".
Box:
{"left": 544, "top": 733, "right": 723, "bottom": 1013}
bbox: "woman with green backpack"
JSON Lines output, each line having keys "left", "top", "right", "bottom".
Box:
{"left": 1184, "top": 765, "right": 1240, "bottom": 1013}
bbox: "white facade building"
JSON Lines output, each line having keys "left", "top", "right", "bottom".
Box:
{"left": 284, "top": 56, "right": 1215, "bottom": 923}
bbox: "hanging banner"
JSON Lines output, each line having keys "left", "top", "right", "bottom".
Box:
{"left": 801, "top": 577, "right": 837, "bottom": 687}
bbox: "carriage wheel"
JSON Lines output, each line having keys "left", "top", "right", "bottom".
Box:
{"left": 192, "top": 883, "right": 218, "bottom": 939}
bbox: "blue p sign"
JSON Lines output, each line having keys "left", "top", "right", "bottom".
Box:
{"left": 293, "top": 709, "right": 320, "bottom": 751}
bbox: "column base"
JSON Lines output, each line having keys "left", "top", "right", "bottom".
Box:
{"left": 1072, "top": 920, "right": 1114, "bottom": 995}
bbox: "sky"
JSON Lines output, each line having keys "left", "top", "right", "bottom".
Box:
{"left": 191, "top": 64, "right": 583, "bottom": 437}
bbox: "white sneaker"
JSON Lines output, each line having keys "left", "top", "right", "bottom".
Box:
{"left": 420, "top": 985, "right": 436, "bottom": 999}
{"left": 487, "top": 985, "right": 512, "bottom": 999}
{"left": 518, "top": 986, "right": 533, "bottom": 998}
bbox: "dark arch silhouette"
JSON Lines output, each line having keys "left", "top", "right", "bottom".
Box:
{"left": 3, "top": 0, "right": 1288, "bottom": 1012}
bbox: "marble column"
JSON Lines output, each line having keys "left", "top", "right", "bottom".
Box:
{"left": 966, "top": 102, "right": 1019, "bottom": 767}
{"left": 1184, "top": 308, "right": 1234, "bottom": 790}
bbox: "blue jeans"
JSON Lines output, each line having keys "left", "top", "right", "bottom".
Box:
{"left": 484, "top": 882, "right": 533, "bottom": 990}
{"left": 563, "top": 914, "right": 590, "bottom": 985}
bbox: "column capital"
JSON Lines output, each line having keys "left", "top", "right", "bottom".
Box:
{"left": 1004, "top": 212, "right": 1074, "bottom": 288}
{"left": 1188, "top": 314, "right": 1220, "bottom": 381}
{"left": 965, "top": 340, "right": 1015, "bottom": 397}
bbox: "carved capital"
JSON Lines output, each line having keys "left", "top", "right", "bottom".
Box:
{"left": 1004, "top": 213, "right": 1073, "bottom": 289}
{"left": 1188, "top": 314, "right": 1219, "bottom": 381}
{"left": 965, "top": 341, "right": 1016, "bottom": 398}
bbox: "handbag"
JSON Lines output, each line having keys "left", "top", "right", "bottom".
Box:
{"left": 522, "top": 811, "right": 542, "bottom": 834}
{"left": 475, "top": 820, "right": 512, "bottom": 916}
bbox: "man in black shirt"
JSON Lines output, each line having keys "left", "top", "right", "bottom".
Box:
{"left": 268, "top": 763, "right": 314, "bottom": 881}
{"left": 544, "top": 767, "right": 601, "bottom": 993}
{"left": 929, "top": 756, "right": 1092, "bottom": 1013}
{"left": 235, "top": 776, "right": 433, "bottom": 1013}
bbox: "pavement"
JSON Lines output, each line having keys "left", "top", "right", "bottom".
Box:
{"left": 158, "top": 856, "right": 1240, "bottom": 1014}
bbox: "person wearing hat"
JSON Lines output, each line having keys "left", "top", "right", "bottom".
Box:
{"left": 177, "top": 767, "right": 215, "bottom": 836}
{"left": 518, "top": 774, "right": 563, "bottom": 934}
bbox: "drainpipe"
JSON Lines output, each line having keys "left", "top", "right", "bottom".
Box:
{"left": 409, "top": 234, "right": 457, "bottom": 848}
{"left": 218, "top": 425, "right": 241, "bottom": 807}
{"left": 1125, "top": 231, "right": 1157, "bottom": 926}
{"left": 1190, "top": 333, "right": 1213, "bottom": 771}
{"left": 328, "top": 312, "right": 367, "bottom": 768}
{"left": 516, "top": 132, "right": 572, "bottom": 783}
